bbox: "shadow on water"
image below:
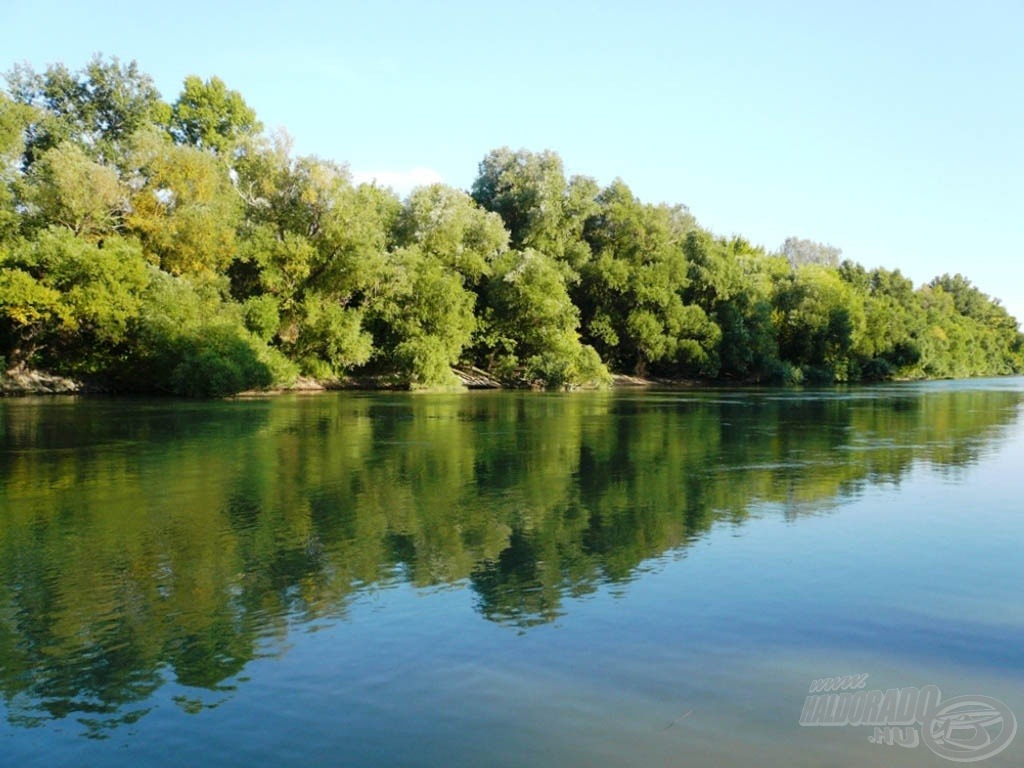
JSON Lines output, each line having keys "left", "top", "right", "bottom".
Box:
{"left": 0, "top": 381, "right": 1021, "bottom": 734}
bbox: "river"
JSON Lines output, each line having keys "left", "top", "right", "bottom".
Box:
{"left": 1, "top": 380, "right": 1022, "bottom": 766}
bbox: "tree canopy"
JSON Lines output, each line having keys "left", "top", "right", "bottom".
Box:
{"left": 1, "top": 56, "right": 1020, "bottom": 395}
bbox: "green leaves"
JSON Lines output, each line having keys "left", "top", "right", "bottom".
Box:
{"left": 0, "top": 230, "right": 148, "bottom": 370}
{"left": 6, "top": 55, "right": 165, "bottom": 167}
{"left": 169, "top": 75, "right": 262, "bottom": 154}
{"left": 23, "top": 143, "right": 124, "bottom": 236}
{"left": 481, "top": 249, "right": 610, "bottom": 388}
{"left": 574, "top": 181, "right": 710, "bottom": 375}
{"left": 394, "top": 184, "right": 508, "bottom": 284}
{"left": 126, "top": 268, "right": 296, "bottom": 395}
{"left": 0, "top": 268, "right": 62, "bottom": 331}
{"left": 773, "top": 265, "right": 866, "bottom": 382}
{"left": 1, "top": 54, "right": 1020, "bottom": 393}
{"left": 287, "top": 294, "right": 372, "bottom": 379}
{"left": 471, "top": 148, "right": 593, "bottom": 270}
{"left": 367, "top": 247, "right": 476, "bottom": 387}
{"left": 126, "top": 130, "right": 241, "bottom": 276}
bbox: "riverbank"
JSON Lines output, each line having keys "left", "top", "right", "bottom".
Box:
{"left": 2, "top": 366, "right": 941, "bottom": 398}
{"left": 0, "top": 368, "right": 96, "bottom": 396}
{"left": 2, "top": 366, "right": 718, "bottom": 397}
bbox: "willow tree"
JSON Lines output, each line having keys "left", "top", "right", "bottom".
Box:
{"left": 479, "top": 249, "right": 609, "bottom": 387}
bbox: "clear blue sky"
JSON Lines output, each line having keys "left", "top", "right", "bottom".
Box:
{"left": 4, "top": 0, "right": 1023, "bottom": 324}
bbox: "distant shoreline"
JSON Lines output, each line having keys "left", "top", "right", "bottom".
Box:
{"left": 3, "top": 366, "right": 1006, "bottom": 398}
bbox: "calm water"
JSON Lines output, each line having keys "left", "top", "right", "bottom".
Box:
{"left": 1, "top": 380, "right": 1022, "bottom": 767}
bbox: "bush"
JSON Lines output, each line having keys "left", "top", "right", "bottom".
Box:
{"left": 801, "top": 365, "right": 835, "bottom": 384}
{"left": 393, "top": 336, "right": 461, "bottom": 389}
{"left": 119, "top": 271, "right": 295, "bottom": 396}
{"left": 168, "top": 325, "right": 274, "bottom": 397}
{"left": 859, "top": 357, "right": 895, "bottom": 382}
{"left": 241, "top": 295, "right": 280, "bottom": 342}
{"left": 762, "top": 359, "right": 802, "bottom": 386}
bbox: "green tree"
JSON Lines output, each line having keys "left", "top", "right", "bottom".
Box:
{"left": 773, "top": 264, "right": 866, "bottom": 381}
{"left": 471, "top": 148, "right": 594, "bottom": 270}
{"left": 231, "top": 148, "right": 400, "bottom": 378}
{"left": 367, "top": 247, "right": 478, "bottom": 387}
{"left": 123, "top": 269, "right": 294, "bottom": 396}
{"left": 577, "top": 182, "right": 714, "bottom": 375}
{"left": 0, "top": 93, "right": 31, "bottom": 241}
{"left": 393, "top": 183, "right": 508, "bottom": 284}
{"left": 0, "top": 229, "right": 148, "bottom": 372}
{"left": 126, "top": 130, "right": 241, "bottom": 275}
{"left": 838, "top": 262, "right": 922, "bottom": 379}
{"left": 22, "top": 142, "right": 124, "bottom": 236}
{"left": 5, "top": 55, "right": 167, "bottom": 167}
{"left": 910, "top": 279, "right": 1021, "bottom": 379}
{"left": 286, "top": 293, "right": 372, "bottom": 379}
{"left": 169, "top": 75, "right": 262, "bottom": 155}
{"left": 694, "top": 236, "right": 786, "bottom": 380}
{"left": 479, "top": 249, "right": 609, "bottom": 387}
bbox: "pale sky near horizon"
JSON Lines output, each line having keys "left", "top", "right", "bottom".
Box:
{"left": 4, "top": 0, "right": 1023, "bottom": 325}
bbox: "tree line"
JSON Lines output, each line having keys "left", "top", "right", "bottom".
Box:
{"left": 1, "top": 56, "right": 1020, "bottom": 395}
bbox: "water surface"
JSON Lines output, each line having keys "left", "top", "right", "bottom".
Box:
{"left": 1, "top": 380, "right": 1022, "bottom": 766}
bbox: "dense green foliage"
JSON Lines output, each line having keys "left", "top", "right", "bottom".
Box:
{"left": 1, "top": 57, "right": 1020, "bottom": 394}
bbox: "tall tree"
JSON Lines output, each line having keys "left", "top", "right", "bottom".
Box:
{"left": 392, "top": 183, "right": 508, "bottom": 285}
{"left": 231, "top": 145, "right": 400, "bottom": 378}
{"left": 686, "top": 235, "right": 786, "bottom": 380}
{"left": 577, "top": 181, "right": 713, "bottom": 376}
{"left": 478, "top": 249, "right": 609, "bottom": 387}
{"left": 471, "top": 148, "right": 593, "bottom": 270}
{"left": 773, "top": 264, "right": 866, "bottom": 381}
{"left": 0, "top": 93, "right": 30, "bottom": 241}
{"left": 169, "top": 75, "right": 262, "bottom": 155}
{"left": 5, "top": 55, "right": 166, "bottom": 167}
{"left": 367, "top": 246, "right": 478, "bottom": 387}
{"left": 780, "top": 236, "right": 842, "bottom": 268}
{"left": 22, "top": 142, "right": 124, "bottom": 236}
{"left": 126, "top": 130, "right": 241, "bottom": 276}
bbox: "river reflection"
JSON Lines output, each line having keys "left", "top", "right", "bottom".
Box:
{"left": 0, "top": 381, "right": 1021, "bottom": 745}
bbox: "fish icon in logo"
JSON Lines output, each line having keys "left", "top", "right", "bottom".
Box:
{"left": 922, "top": 695, "right": 1017, "bottom": 762}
